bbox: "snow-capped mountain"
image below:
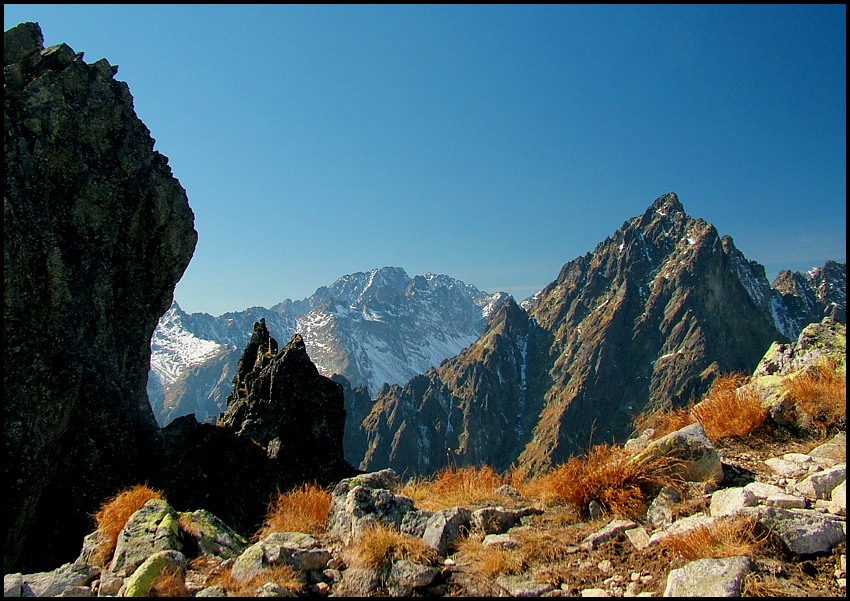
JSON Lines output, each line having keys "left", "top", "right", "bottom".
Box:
{"left": 148, "top": 267, "right": 507, "bottom": 426}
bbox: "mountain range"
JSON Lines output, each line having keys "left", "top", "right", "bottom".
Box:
{"left": 353, "top": 193, "right": 845, "bottom": 477}
{"left": 148, "top": 268, "right": 507, "bottom": 426}
{"left": 150, "top": 193, "right": 845, "bottom": 478}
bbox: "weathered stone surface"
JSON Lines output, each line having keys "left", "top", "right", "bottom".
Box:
{"left": 177, "top": 509, "right": 248, "bottom": 559}
{"left": 471, "top": 506, "right": 542, "bottom": 535}
{"left": 495, "top": 574, "right": 555, "bottom": 597}
{"left": 832, "top": 480, "right": 846, "bottom": 508}
{"left": 387, "top": 560, "right": 439, "bottom": 596}
{"left": 624, "top": 526, "right": 651, "bottom": 550}
{"left": 4, "top": 573, "right": 22, "bottom": 597}
{"left": 631, "top": 423, "right": 723, "bottom": 484}
{"left": 14, "top": 562, "right": 98, "bottom": 598}
{"left": 753, "top": 317, "right": 846, "bottom": 378}
{"left": 580, "top": 519, "right": 637, "bottom": 551}
{"left": 110, "top": 499, "right": 181, "bottom": 578}
{"left": 334, "top": 567, "right": 382, "bottom": 597}
{"left": 648, "top": 514, "right": 718, "bottom": 546}
{"left": 400, "top": 509, "right": 435, "bottom": 538}
{"left": 230, "top": 532, "right": 330, "bottom": 583}
{"left": 747, "top": 506, "right": 846, "bottom": 555}
{"left": 709, "top": 487, "right": 758, "bottom": 517}
{"left": 422, "top": 507, "right": 472, "bottom": 555}
{"left": 646, "top": 485, "right": 683, "bottom": 528}
{"left": 4, "top": 21, "right": 197, "bottom": 574}
{"left": 809, "top": 432, "right": 847, "bottom": 464}
{"left": 663, "top": 556, "right": 753, "bottom": 597}
{"left": 194, "top": 584, "right": 228, "bottom": 597}
{"left": 118, "top": 550, "right": 186, "bottom": 597}
{"left": 795, "top": 465, "right": 846, "bottom": 500}
{"left": 327, "top": 470, "right": 415, "bottom": 544}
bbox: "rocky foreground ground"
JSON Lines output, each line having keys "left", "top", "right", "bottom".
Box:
{"left": 4, "top": 319, "right": 845, "bottom": 598}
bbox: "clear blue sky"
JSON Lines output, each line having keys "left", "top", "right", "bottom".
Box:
{"left": 6, "top": 5, "right": 846, "bottom": 316}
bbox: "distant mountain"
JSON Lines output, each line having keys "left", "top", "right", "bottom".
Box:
{"left": 355, "top": 193, "right": 846, "bottom": 477}
{"left": 147, "top": 267, "right": 507, "bottom": 427}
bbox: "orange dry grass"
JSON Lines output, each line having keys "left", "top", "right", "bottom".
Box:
{"left": 256, "top": 483, "right": 331, "bottom": 539}
{"left": 150, "top": 566, "right": 188, "bottom": 597}
{"left": 400, "top": 465, "right": 508, "bottom": 511}
{"left": 660, "top": 515, "right": 765, "bottom": 561}
{"left": 348, "top": 523, "right": 436, "bottom": 570}
{"left": 455, "top": 536, "right": 526, "bottom": 577}
{"left": 91, "top": 483, "right": 164, "bottom": 566}
{"left": 523, "top": 443, "right": 683, "bottom": 519}
{"left": 781, "top": 360, "right": 846, "bottom": 432}
{"left": 632, "top": 404, "right": 695, "bottom": 440}
{"left": 212, "top": 563, "right": 302, "bottom": 597}
{"left": 691, "top": 374, "right": 767, "bottom": 442}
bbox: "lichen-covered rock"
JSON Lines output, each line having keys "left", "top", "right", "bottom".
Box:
{"left": 327, "top": 469, "right": 415, "bottom": 545}
{"left": 110, "top": 500, "right": 182, "bottom": 577}
{"left": 118, "top": 550, "right": 186, "bottom": 597}
{"left": 177, "top": 510, "right": 248, "bottom": 560}
{"left": 746, "top": 506, "right": 846, "bottom": 555}
{"left": 12, "top": 562, "right": 98, "bottom": 597}
{"left": 230, "top": 532, "right": 331, "bottom": 583}
{"left": 4, "top": 21, "right": 196, "bottom": 573}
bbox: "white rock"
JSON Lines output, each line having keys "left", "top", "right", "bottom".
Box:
{"left": 709, "top": 487, "right": 757, "bottom": 517}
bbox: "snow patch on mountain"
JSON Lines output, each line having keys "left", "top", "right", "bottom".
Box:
{"left": 150, "top": 306, "right": 229, "bottom": 387}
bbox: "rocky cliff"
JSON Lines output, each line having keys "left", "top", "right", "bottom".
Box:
{"left": 4, "top": 23, "right": 197, "bottom": 572}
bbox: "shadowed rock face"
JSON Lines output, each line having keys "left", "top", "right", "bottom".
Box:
{"left": 218, "top": 320, "right": 355, "bottom": 484}
{"left": 4, "top": 22, "right": 197, "bottom": 572}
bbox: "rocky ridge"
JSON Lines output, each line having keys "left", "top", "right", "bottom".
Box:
{"left": 356, "top": 193, "right": 846, "bottom": 477}
{"left": 6, "top": 318, "right": 845, "bottom": 597}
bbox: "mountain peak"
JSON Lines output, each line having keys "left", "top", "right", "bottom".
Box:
{"left": 647, "top": 192, "right": 684, "bottom": 217}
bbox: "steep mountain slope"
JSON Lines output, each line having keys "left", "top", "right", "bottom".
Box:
{"left": 148, "top": 267, "right": 506, "bottom": 426}
{"left": 357, "top": 193, "right": 846, "bottom": 477}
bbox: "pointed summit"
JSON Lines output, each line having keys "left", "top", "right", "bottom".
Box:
{"left": 648, "top": 192, "right": 684, "bottom": 216}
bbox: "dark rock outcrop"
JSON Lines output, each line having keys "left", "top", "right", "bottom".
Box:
{"left": 153, "top": 320, "right": 356, "bottom": 537}
{"left": 4, "top": 22, "right": 196, "bottom": 573}
{"left": 218, "top": 319, "right": 355, "bottom": 483}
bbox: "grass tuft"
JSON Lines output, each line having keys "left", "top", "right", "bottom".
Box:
{"left": 212, "top": 563, "right": 302, "bottom": 597}
{"left": 348, "top": 523, "right": 436, "bottom": 570}
{"left": 256, "top": 482, "right": 331, "bottom": 539}
{"left": 781, "top": 359, "right": 846, "bottom": 433}
{"left": 455, "top": 535, "right": 526, "bottom": 577}
{"left": 521, "top": 443, "right": 683, "bottom": 519}
{"left": 631, "top": 404, "right": 695, "bottom": 440}
{"left": 691, "top": 374, "right": 767, "bottom": 442}
{"left": 660, "top": 515, "right": 765, "bottom": 561}
{"left": 400, "top": 465, "right": 508, "bottom": 511}
{"left": 91, "top": 483, "right": 165, "bottom": 566}
{"left": 150, "top": 565, "right": 188, "bottom": 597}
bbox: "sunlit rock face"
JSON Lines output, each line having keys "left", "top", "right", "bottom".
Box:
{"left": 357, "top": 193, "right": 845, "bottom": 478}
{"left": 4, "top": 22, "right": 197, "bottom": 572}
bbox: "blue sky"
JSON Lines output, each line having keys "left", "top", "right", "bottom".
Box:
{"left": 5, "top": 5, "right": 846, "bottom": 316}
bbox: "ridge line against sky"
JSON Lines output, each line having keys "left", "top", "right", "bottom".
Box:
{"left": 4, "top": 4, "right": 846, "bottom": 316}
